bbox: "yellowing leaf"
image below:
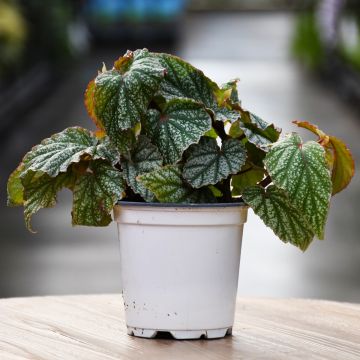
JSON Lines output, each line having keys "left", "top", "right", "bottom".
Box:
{"left": 7, "top": 164, "right": 25, "bottom": 206}
{"left": 84, "top": 79, "right": 104, "bottom": 132}
{"left": 329, "top": 136, "right": 355, "bottom": 195}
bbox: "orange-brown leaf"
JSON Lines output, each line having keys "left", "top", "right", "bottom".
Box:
{"left": 293, "top": 120, "right": 329, "bottom": 146}
{"left": 84, "top": 79, "right": 104, "bottom": 131}
{"left": 328, "top": 136, "right": 355, "bottom": 195}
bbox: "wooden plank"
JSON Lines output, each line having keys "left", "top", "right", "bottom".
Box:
{"left": 0, "top": 295, "right": 359, "bottom": 360}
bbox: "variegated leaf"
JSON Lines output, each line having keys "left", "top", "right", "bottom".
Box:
{"left": 137, "top": 165, "right": 191, "bottom": 202}
{"left": 143, "top": 98, "right": 212, "bottom": 164}
{"left": 264, "top": 133, "right": 332, "bottom": 239}
{"left": 22, "top": 170, "right": 76, "bottom": 232}
{"left": 242, "top": 185, "right": 315, "bottom": 251}
{"left": 93, "top": 49, "right": 165, "bottom": 143}
{"left": 183, "top": 137, "right": 247, "bottom": 188}
{"left": 293, "top": 121, "right": 354, "bottom": 195}
{"left": 21, "top": 127, "right": 119, "bottom": 178}
{"left": 121, "top": 135, "right": 163, "bottom": 201}
{"left": 72, "top": 161, "right": 125, "bottom": 226}
{"left": 155, "top": 53, "right": 238, "bottom": 122}
{"left": 111, "top": 128, "right": 136, "bottom": 154}
{"left": 138, "top": 165, "right": 216, "bottom": 203}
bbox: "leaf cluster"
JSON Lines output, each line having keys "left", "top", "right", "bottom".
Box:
{"left": 7, "top": 49, "right": 355, "bottom": 250}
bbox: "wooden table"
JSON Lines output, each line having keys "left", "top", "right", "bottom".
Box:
{"left": 0, "top": 295, "right": 359, "bottom": 360}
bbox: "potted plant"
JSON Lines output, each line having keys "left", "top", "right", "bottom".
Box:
{"left": 7, "top": 49, "right": 354, "bottom": 339}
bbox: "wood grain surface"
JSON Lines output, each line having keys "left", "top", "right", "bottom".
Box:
{"left": 0, "top": 295, "right": 359, "bottom": 360}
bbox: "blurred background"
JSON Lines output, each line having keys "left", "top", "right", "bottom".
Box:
{"left": 0, "top": 0, "right": 359, "bottom": 301}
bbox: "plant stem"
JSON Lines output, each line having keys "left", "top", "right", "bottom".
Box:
{"left": 259, "top": 176, "right": 272, "bottom": 188}
{"left": 219, "top": 176, "right": 232, "bottom": 202}
{"left": 213, "top": 120, "right": 228, "bottom": 141}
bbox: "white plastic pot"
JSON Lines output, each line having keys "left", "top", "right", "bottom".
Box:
{"left": 114, "top": 202, "right": 248, "bottom": 340}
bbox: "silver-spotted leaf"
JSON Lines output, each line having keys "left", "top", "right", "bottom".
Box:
{"left": 143, "top": 98, "right": 212, "bottom": 164}
{"left": 293, "top": 121, "right": 355, "bottom": 195}
{"left": 138, "top": 165, "right": 215, "bottom": 203}
{"left": 93, "top": 49, "right": 165, "bottom": 142}
{"left": 264, "top": 133, "right": 332, "bottom": 239}
{"left": 111, "top": 128, "right": 136, "bottom": 154}
{"left": 138, "top": 165, "right": 191, "bottom": 202}
{"left": 72, "top": 161, "right": 125, "bottom": 226}
{"left": 22, "top": 170, "right": 76, "bottom": 232}
{"left": 122, "top": 135, "right": 163, "bottom": 201}
{"left": 155, "top": 53, "right": 238, "bottom": 122}
{"left": 243, "top": 185, "right": 315, "bottom": 251}
{"left": 21, "top": 127, "right": 119, "bottom": 178}
{"left": 183, "top": 137, "right": 247, "bottom": 188}
{"left": 156, "top": 53, "right": 217, "bottom": 106}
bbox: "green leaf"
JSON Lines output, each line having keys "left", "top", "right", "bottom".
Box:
{"left": 229, "top": 119, "right": 244, "bottom": 138}
{"left": 264, "top": 133, "right": 332, "bottom": 239}
{"left": 122, "top": 135, "right": 163, "bottom": 202}
{"left": 155, "top": 53, "right": 238, "bottom": 123}
{"left": 7, "top": 164, "right": 25, "bottom": 206}
{"left": 138, "top": 165, "right": 216, "bottom": 203}
{"left": 215, "top": 107, "right": 240, "bottom": 123}
{"left": 22, "top": 170, "right": 76, "bottom": 232}
{"left": 187, "top": 187, "right": 217, "bottom": 203}
{"left": 156, "top": 53, "right": 218, "bottom": 106}
{"left": 243, "top": 185, "right": 315, "bottom": 251}
{"left": 239, "top": 111, "right": 281, "bottom": 149}
{"left": 231, "top": 165, "right": 265, "bottom": 196}
{"left": 138, "top": 165, "right": 191, "bottom": 203}
{"left": 183, "top": 137, "right": 247, "bottom": 188}
{"left": 204, "top": 127, "right": 219, "bottom": 139}
{"left": 208, "top": 184, "right": 223, "bottom": 197}
{"left": 21, "top": 127, "right": 119, "bottom": 178}
{"left": 143, "top": 98, "right": 211, "bottom": 164}
{"left": 245, "top": 141, "right": 266, "bottom": 167}
{"left": 217, "top": 79, "right": 240, "bottom": 104}
{"left": 293, "top": 121, "right": 354, "bottom": 195}
{"left": 93, "top": 49, "right": 165, "bottom": 141}
{"left": 111, "top": 128, "right": 136, "bottom": 154}
{"left": 72, "top": 161, "right": 125, "bottom": 226}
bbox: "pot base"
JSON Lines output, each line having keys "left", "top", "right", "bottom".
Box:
{"left": 126, "top": 326, "right": 232, "bottom": 340}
